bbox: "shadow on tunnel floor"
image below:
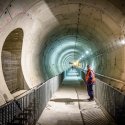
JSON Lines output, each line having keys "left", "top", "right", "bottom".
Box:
{"left": 50, "top": 98, "right": 89, "bottom": 102}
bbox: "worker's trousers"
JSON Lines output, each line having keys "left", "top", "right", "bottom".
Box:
{"left": 87, "top": 84, "right": 94, "bottom": 99}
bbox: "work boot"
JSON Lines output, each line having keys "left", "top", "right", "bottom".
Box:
{"left": 90, "top": 98, "right": 94, "bottom": 101}
{"left": 87, "top": 97, "right": 94, "bottom": 101}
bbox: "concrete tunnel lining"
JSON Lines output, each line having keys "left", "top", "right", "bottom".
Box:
{"left": 0, "top": 0, "right": 125, "bottom": 103}
{"left": 40, "top": 35, "right": 93, "bottom": 79}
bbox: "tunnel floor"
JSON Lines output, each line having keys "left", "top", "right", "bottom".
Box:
{"left": 36, "top": 79, "right": 117, "bottom": 125}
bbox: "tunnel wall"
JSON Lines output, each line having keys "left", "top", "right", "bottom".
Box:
{"left": 94, "top": 79, "right": 125, "bottom": 125}
{"left": 0, "top": 0, "right": 125, "bottom": 106}
{"left": 82, "top": 45, "right": 125, "bottom": 91}
{"left": 1, "top": 28, "right": 29, "bottom": 94}
{"left": 2, "top": 51, "right": 26, "bottom": 93}
{"left": 0, "top": 1, "right": 60, "bottom": 101}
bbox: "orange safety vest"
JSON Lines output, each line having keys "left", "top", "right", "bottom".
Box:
{"left": 85, "top": 69, "right": 96, "bottom": 84}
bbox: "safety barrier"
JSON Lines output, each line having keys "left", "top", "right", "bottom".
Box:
{"left": 82, "top": 70, "right": 125, "bottom": 124}
{"left": 0, "top": 74, "right": 63, "bottom": 125}
{"left": 94, "top": 79, "right": 125, "bottom": 125}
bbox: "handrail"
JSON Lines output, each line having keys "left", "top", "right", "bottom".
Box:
{"left": 0, "top": 73, "right": 63, "bottom": 108}
{"left": 0, "top": 73, "right": 63, "bottom": 125}
{"left": 95, "top": 73, "right": 125, "bottom": 84}
{"left": 82, "top": 69, "right": 125, "bottom": 84}
{"left": 15, "top": 73, "right": 63, "bottom": 98}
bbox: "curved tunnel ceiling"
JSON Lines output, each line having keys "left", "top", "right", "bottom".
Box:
{"left": 38, "top": 0, "right": 124, "bottom": 79}
{"left": 0, "top": 0, "right": 125, "bottom": 85}
{"left": 40, "top": 35, "right": 93, "bottom": 79}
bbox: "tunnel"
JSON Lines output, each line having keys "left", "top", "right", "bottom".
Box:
{"left": 0, "top": 0, "right": 125, "bottom": 125}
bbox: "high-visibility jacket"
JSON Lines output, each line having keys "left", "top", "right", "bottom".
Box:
{"left": 85, "top": 69, "right": 96, "bottom": 84}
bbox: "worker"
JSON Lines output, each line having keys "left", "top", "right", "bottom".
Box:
{"left": 85, "top": 65, "right": 96, "bottom": 101}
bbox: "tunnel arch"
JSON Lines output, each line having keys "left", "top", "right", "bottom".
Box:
{"left": 40, "top": 33, "right": 93, "bottom": 80}
{"left": 0, "top": 1, "right": 125, "bottom": 123}
{"left": 1, "top": 28, "right": 28, "bottom": 94}
{"left": 0, "top": 0, "right": 124, "bottom": 91}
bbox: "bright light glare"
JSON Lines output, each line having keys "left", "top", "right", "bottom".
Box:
{"left": 73, "top": 61, "right": 78, "bottom": 66}
{"left": 73, "top": 61, "right": 81, "bottom": 67}
{"left": 86, "top": 51, "right": 89, "bottom": 54}
{"left": 121, "top": 40, "right": 125, "bottom": 45}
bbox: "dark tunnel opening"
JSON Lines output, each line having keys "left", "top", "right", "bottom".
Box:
{"left": 1, "top": 28, "right": 29, "bottom": 94}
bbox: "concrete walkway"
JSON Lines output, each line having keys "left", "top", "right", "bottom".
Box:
{"left": 36, "top": 80, "right": 116, "bottom": 125}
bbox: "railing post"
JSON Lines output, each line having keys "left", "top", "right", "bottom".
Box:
{"left": 33, "top": 89, "right": 36, "bottom": 125}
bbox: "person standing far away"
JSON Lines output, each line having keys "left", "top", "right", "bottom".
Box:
{"left": 85, "top": 65, "right": 96, "bottom": 101}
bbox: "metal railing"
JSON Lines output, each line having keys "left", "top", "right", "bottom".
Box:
{"left": 95, "top": 73, "right": 125, "bottom": 85}
{"left": 0, "top": 89, "right": 35, "bottom": 125}
{"left": 82, "top": 69, "right": 125, "bottom": 86}
{"left": 0, "top": 74, "right": 63, "bottom": 125}
{"left": 82, "top": 69, "right": 125, "bottom": 124}
{"left": 94, "top": 79, "right": 125, "bottom": 125}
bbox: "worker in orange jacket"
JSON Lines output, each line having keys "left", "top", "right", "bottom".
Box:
{"left": 85, "top": 65, "right": 96, "bottom": 101}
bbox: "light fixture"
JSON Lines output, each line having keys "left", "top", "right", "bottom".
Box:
{"left": 86, "top": 51, "right": 89, "bottom": 54}
{"left": 121, "top": 39, "right": 125, "bottom": 45}
{"left": 73, "top": 61, "right": 79, "bottom": 67}
{"left": 72, "top": 60, "right": 82, "bottom": 68}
